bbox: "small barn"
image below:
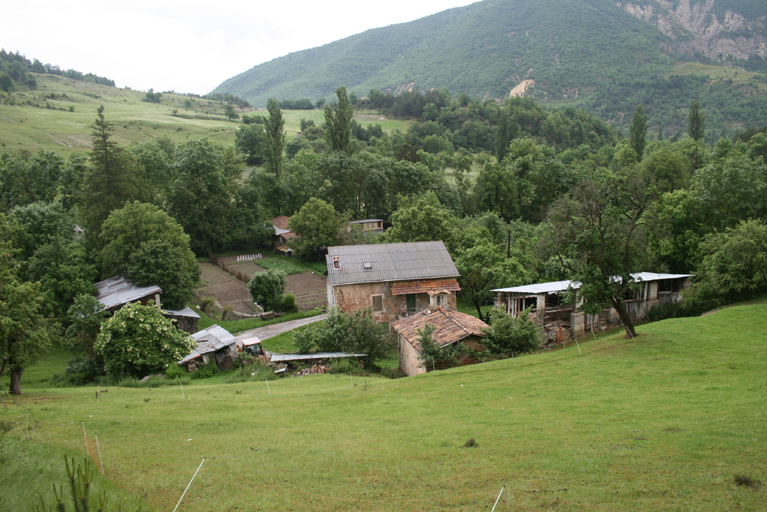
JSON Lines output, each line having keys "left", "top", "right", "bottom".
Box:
{"left": 179, "top": 324, "right": 239, "bottom": 372}
{"left": 163, "top": 306, "right": 201, "bottom": 333}
{"left": 393, "top": 307, "right": 488, "bottom": 376}
{"left": 95, "top": 275, "right": 162, "bottom": 313}
{"left": 492, "top": 272, "right": 691, "bottom": 340}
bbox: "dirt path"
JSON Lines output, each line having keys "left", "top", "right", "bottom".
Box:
{"left": 237, "top": 314, "right": 327, "bottom": 343}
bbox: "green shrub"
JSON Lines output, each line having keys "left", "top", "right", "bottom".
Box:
{"left": 328, "top": 358, "right": 362, "bottom": 374}
{"left": 200, "top": 296, "right": 216, "bottom": 315}
{"left": 165, "top": 363, "right": 187, "bottom": 379}
{"left": 280, "top": 293, "right": 298, "bottom": 312}
{"left": 190, "top": 362, "right": 221, "bottom": 380}
{"left": 483, "top": 307, "right": 542, "bottom": 355}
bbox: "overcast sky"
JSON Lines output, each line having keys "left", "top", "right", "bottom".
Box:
{"left": 3, "top": 0, "right": 479, "bottom": 95}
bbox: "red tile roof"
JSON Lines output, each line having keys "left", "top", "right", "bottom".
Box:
{"left": 392, "top": 307, "right": 488, "bottom": 351}
{"left": 270, "top": 215, "right": 290, "bottom": 231}
{"left": 390, "top": 278, "right": 461, "bottom": 296}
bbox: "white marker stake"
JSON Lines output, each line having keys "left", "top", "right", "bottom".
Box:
{"left": 95, "top": 434, "right": 104, "bottom": 474}
{"left": 81, "top": 422, "right": 88, "bottom": 454}
{"left": 265, "top": 379, "right": 271, "bottom": 396}
{"left": 575, "top": 338, "right": 582, "bottom": 356}
{"left": 172, "top": 458, "right": 206, "bottom": 512}
{"left": 491, "top": 485, "right": 505, "bottom": 512}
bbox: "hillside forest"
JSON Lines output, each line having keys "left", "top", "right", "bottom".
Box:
{"left": 2, "top": 59, "right": 767, "bottom": 395}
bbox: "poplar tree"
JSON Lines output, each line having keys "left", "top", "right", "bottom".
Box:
{"left": 263, "top": 98, "right": 285, "bottom": 177}
{"left": 629, "top": 104, "right": 647, "bottom": 161}
{"left": 324, "top": 87, "right": 354, "bottom": 154}
{"left": 688, "top": 100, "right": 706, "bottom": 142}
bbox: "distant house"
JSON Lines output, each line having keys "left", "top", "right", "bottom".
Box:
{"left": 491, "top": 272, "right": 691, "bottom": 341}
{"left": 178, "top": 324, "right": 239, "bottom": 371}
{"left": 392, "top": 307, "right": 488, "bottom": 376}
{"left": 326, "top": 241, "right": 461, "bottom": 327}
{"left": 94, "top": 274, "right": 199, "bottom": 333}
{"left": 270, "top": 215, "right": 295, "bottom": 255}
{"left": 345, "top": 219, "right": 386, "bottom": 235}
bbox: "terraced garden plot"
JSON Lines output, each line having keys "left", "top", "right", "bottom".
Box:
{"left": 194, "top": 262, "right": 256, "bottom": 315}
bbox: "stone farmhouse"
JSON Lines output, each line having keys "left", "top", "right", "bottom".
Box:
{"left": 393, "top": 307, "right": 488, "bottom": 376}
{"left": 325, "top": 241, "right": 461, "bottom": 328}
{"left": 491, "top": 272, "right": 691, "bottom": 341}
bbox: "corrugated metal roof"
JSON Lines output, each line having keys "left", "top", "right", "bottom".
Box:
{"left": 179, "top": 324, "right": 237, "bottom": 363}
{"left": 492, "top": 280, "right": 576, "bottom": 295}
{"left": 348, "top": 219, "right": 383, "bottom": 224}
{"left": 392, "top": 307, "right": 488, "bottom": 351}
{"left": 326, "top": 241, "right": 459, "bottom": 287}
{"left": 164, "top": 306, "right": 201, "bottom": 319}
{"left": 269, "top": 352, "right": 367, "bottom": 363}
{"left": 492, "top": 273, "right": 691, "bottom": 296}
{"left": 94, "top": 275, "right": 161, "bottom": 310}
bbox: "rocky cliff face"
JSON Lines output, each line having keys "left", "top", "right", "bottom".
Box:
{"left": 617, "top": 0, "right": 767, "bottom": 59}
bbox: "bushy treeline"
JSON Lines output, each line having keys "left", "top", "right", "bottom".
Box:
{"left": 0, "top": 49, "right": 114, "bottom": 92}
{"left": 203, "top": 92, "right": 251, "bottom": 108}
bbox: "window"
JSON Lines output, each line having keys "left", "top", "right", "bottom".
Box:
{"left": 372, "top": 295, "right": 383, "bottom": 312}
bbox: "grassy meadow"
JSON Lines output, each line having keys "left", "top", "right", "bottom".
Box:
{"left": 0, "top": 75, "right": 410, "bottom": 156}
{"left": 1, "top": 302, "right": 765, "bottom": 511}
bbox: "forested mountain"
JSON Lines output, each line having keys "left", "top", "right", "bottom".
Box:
{"left": 213, "top": 0, "right": 767, "bottom": 135}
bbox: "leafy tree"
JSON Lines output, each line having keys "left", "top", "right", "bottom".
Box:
{"left": 248, "top": 269, "right": 287, "bottom": 312}
{"left": 688, "top": 100, "right": 706, "bottom": 142}
{"left": 127, "top": 240, "right": 199, "bottom": 310}
{"left": 297, "top": 307, "right": 392, "bottom": 367}
{"left": 495, "top": 110, "right": 518, "bottom": 162}
{"left": 694, "top": 219, "right": 767, "bottom": 304}
{"left": 383, "top": 191, "right": 459, "bottom": 251}
{"left": 143, "top": 89, "right": 162, "bottom": 103}
{"left": 473, "top": 163, "right": 519, "bottom": 222}
{"left": 629, "top": 104, "right": 647, "bottom": 160}
{"left": 456, "top": 238, "right": 531, "bottom": 320}
{"left": 99, "top": 201, "right": 199, "bottom": 309}
{"left": 9, "top": 200, "right": 73, "bottom": 261}
{"left": 0, "top": 215, "right": 56, "bottom": 394}
{"left": 639, "top": 144, "right": 690, "bottom": 193}
{"left": 81, "top": 106, "right": 137, "bottom": 245}
{"left": 264, "top": 98, "right": 286, "bottom": 176}
{"left": 26, "top": 236, "right": 96, "bottom": 324}
{"left": 482, "top": 308, "right": 541, "bottom": 355}
{"left": 546, "top": 170, "right": 655, "bottom": 338}
{"left": 324, "top": 87, "right": 354, "bottom": 153}
{"left": 94, "top": 301, "right": 195, "bottom": 378}
{"left": 288, "top": 198, "right": 344, "bottom": 259}
{"left": 168, "top": 139, "right": 235, "bottom": 254}
{"left": 235, "top": 124, "right": 266, "bottom": 165}
{"left": 224, "top": 104, "right": 239, "bottom": 121}
{"left": 691, "top": 149, "right": 767, "bottom": 230}
{"left": 63, "top": 294, "right": 108, "bottom": 381}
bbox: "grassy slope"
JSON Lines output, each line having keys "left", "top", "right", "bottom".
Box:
{"left": 0, "top": 75, "right": 410, "bottom": 156}
{"left": 2, "top": 301, "right": 765, "bottom": 510}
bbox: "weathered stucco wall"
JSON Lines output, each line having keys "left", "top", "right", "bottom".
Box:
{"left": 330, "top": 281, "right": 457, "bottom": 325}
{"left": 399, "top": 334, "right": 427, "bottom": 376}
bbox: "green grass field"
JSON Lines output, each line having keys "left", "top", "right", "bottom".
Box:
{"left": 0, "top": 75, "right": 411, "bottom": 156}
{"left": 1, "top": 302, "right": 765, "bottom": 511}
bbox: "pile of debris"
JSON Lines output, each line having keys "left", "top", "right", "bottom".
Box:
{"left": 294, "top": 364, "right": 330, "bottom": 376}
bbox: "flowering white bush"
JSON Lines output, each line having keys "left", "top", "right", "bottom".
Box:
{"left": 94, "top": 301, "right": 196, "bottom": 378}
